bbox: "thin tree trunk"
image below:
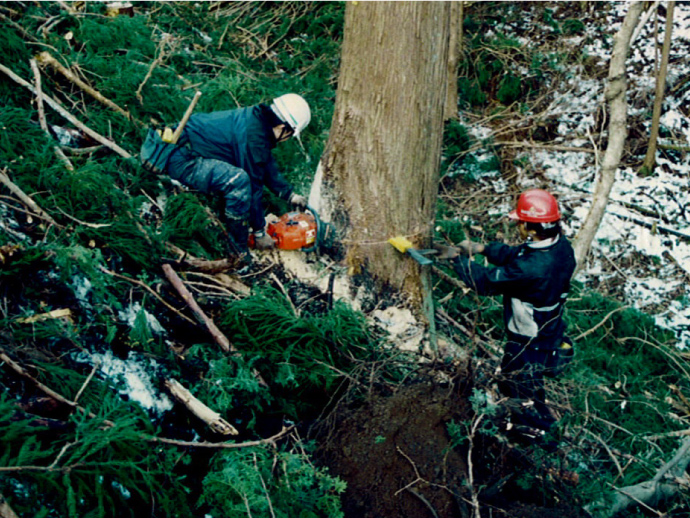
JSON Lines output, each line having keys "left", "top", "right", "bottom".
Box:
{"left": 444, "top": 1, "right": 462, "bottom": 121}
{"left": 641, "top": 1, "right": 675, "bottom": 174}
{"left": 572, "top": 2, "right": 644, "bottom": 269}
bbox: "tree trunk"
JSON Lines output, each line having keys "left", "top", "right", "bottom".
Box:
{"left": 640, "top": 1, "right": 675, "bottom": 175}
{"left": 444, "top": 1, "right": 462, "bottom": 121}
{"left": 572, "top": 1, "right": 644, "bottom": 270}
{"left": 315, "top": 1, "right": 451, "bottom": 305}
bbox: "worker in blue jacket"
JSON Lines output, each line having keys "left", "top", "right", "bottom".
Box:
{"left": 435, "top": 189, "right": 576, "bottom": 439}
{"left": 162, "top": 94, "right": 311, "bottom": 261}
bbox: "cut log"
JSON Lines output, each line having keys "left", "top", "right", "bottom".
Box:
{"left": 165, "top": 379, "right": 238, "bottom": 435}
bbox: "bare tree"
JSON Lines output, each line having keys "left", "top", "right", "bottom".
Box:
{"left": 572, "top": 1, "right": 645, "bottom": 269}
{"left": 313, "top": 2, "right": 451, "bottom": 306}
{"left": 444, "top": 1, "right": 463, "bottom": 121}
{"left": 640, "top": 1, "right": 675, "bottom": 175}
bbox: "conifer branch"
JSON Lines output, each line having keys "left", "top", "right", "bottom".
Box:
{"left": 0, "top": 62, "right": 133, "bottom": 159}
{"left": 35, "top": 51, "right": 141, "bottom": 126}
{"left": 0, "top": 350, "right": 114, "bottom": 427}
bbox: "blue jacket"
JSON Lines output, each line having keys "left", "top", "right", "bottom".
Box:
{"left": 178, "top": 104, "right": 294, "bottom": 231}
{"left": 452, "top": 235, "right": 576, "bottom": 351}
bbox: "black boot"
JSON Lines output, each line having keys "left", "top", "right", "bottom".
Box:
{"left": 226, "top": 216, "right": 251, "bottom": 270}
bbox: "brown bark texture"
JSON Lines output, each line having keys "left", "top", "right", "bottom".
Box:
{"left": 641, "top": 1, "right": 675, "bottom": 172}
{"left": 320, "top": 1, "right": 451, "bottom": 302}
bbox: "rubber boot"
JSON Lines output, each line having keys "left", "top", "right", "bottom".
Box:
{"left": 226, "top": 216, "right": 251, "bottom": 271}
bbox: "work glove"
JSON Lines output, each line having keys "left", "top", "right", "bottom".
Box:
{"left": 457, "top": 240, "right": 485, "bottom": 256}
{"left": 254, "top": 232, "right": 275, "bottom": 251}
{"left": 432, "top": 243, "right": 459, "bottom": 260}
{"left": 289, "top": 193, "right": 308, "bottom": 210}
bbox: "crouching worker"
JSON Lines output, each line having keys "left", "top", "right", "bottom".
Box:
{"left": 434, "top": 189, "right": 576, "bottom": 441}
{"left": 141, "top": 93, "right": 311, "bottom": 264}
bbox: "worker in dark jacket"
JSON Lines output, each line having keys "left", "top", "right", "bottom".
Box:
{"left": 435, "top": 189, "right": 576, "bottom": 438}
{"left": 162, "top": 93, "right": 310, "bottom": 260}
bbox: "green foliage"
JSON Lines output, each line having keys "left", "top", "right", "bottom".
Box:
{"left": 185, "top": 342, "right": 273, "bottom": 429}
{"left": 160, "top": 192, "right": 225, "bottom": 257}
{"left": 497, "top": 73, "right": 522, "bottom": 105}
{"left": 0, "top": 391, "right": 192, "bottom": 517}
{"left": 219, "top": 286, "right": 385, "bottom": 415}
{"left": 200, "top": 443, "right": 346, "bottom": 518}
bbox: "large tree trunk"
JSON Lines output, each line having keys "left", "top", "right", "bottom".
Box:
{"left": 640, "top": 1, "right": 675, "bottom": 174}
{"left": 572, "top": 1, "right": 644, "bottom": 269}
{"left": 314, "top": 1, "right": 451, "bottom": 305}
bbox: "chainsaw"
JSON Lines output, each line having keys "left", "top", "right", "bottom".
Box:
{"left": 249, "top": 206, "right": 335, "bottom": 253}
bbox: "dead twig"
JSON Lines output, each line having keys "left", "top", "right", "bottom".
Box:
{"left": 0, "top": 62, "right": 132, "bottom": 159}
{"left": 29, "top": 58, "right": 74, "bottom": 170}
{"left": 574, "top": 305, "right": 629, "bottom": 342}
{"left": 162, "top": 263, "right": 234, "bottom": 352}
{"left": 0, "top": 167, "right": 60, "bottom": 228}
{"left": 99, "top": 265, "right": 197, "bottom": 326}
{"left": 0, "top": 350, "right": 114, "bottom": 427}
{"left": 146, "top": 425, "right": 294, "bottom": 449}
{"left": 136, "top": 35, "right": 178, "bottom": 105}
{"left": 35, "top": 51, "right": 141, "bottom": 125}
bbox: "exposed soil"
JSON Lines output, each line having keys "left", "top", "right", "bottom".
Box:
{"left": 314, "top": 366, "right": 589, "bottom": 518}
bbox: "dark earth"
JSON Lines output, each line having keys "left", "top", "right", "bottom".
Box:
{"left": 313, "top": 365, "right": 590, "bottom": 518}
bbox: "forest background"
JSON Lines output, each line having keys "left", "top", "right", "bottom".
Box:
{"left": 0, "top": 2, "right": 690, "bottom": 518}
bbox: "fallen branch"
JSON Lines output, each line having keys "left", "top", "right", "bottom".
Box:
{"left": 0, "top": 62, "right": 132, "bottom": 159}
{"left": 166, "top": 242, "right": 241, "bottom": 274}
{"left": 165, "top": 378, "right": 238, "bottom": 435}
{"left": 35, "top": 51, "right": 140, "bottom": 125}
{"left": 146, "top": 425, "right": 294, "bottom": 449}
{"left": 99, "top": 265, "right": 197, "bottom": 326}
{"left": 585, "top": 437, "right": 690, "bottom": 517}
{"left": 136, "top": 35, "right": 178, "bottom": 105}
{"left": 0, "top": 167, "right": 60, "bottom": 228}
{"left": 0, "top": 350, "right": 114, "bottom": 427}
{"left": 29, "top": 58, "right": 74, "bottom": 171}
{"left": 498, "top": 140, "right": 597, "bottom": 154}
{"left": 574, "top": 305, "right": 629, "bottom": 342}
{"left": 162, "top": 263, "right": 233, "bottom": 352}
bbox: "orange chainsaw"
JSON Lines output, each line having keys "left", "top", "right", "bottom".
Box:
{"left": 249, "top": 207, "right": 334, "bottom": 253}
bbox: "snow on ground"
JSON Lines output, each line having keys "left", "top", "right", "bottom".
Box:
{"left": 493, "top": 2, "right": 690, "bottom": 347}
{"left": 73, "top": 349, "right": 173, "bottom": 416}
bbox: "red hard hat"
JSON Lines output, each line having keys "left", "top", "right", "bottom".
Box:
{"left": 508, "top": 189, "right": 561, "bottom": 223}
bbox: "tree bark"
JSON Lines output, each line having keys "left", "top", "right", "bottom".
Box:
{"left": 640, "top": 1, "right": 675, "bottom": 174}
{"left": 315, "top": 1, "right": 451, "bottom": 306}
{"left": 572, "top": 2, "right": 644, "bottom": 270}
{"left": 444, "top": 1, "right": 462, "bottom": 121}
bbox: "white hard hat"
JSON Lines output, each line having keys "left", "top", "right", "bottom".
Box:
{"left": 270, "top": 93, "right": 311, "bottom": 137}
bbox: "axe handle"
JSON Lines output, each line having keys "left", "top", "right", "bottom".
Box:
{"left": 171, "top": 91, "right": 202, "bottom": 144}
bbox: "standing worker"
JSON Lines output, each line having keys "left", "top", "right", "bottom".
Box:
{"left": 145, "top": 93, "right": 311, "bottom": 264}
{"left": 435, "top": 189, "right": 576, "bottom": 442}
